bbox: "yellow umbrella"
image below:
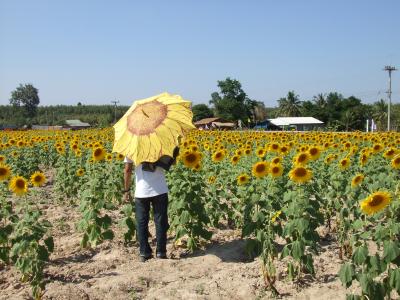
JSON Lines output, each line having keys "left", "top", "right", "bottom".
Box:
{"left": 113, "top": 92, "right": 195, "bottom": 165}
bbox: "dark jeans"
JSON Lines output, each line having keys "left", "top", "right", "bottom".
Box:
{"left": 135, "top": 193, "right": 169, "bottom": 257}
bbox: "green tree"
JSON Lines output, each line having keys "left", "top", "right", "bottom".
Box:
{"left": 277, "top": 91, "right": 302, "bottom": 117}
{"left": 192, "top": 104, "right": 214, "bottom": 122}
{"left": 373, "top": 99, "right": 388, "bottom": 131}
{"left": 209, "top": 77, "right": 257, "bottom": 121}
{"left": 10, "top": 84, "right": 40, "bottom": 119}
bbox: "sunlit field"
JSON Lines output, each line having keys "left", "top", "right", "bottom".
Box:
{"left": 1, "top": 129, "right": 399, "bottom": 299}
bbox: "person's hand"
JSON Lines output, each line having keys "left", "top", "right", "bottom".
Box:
{"left": 123, "top": 192, "right": 132, "bottom": 203}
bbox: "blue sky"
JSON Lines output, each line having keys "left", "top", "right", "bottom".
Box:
{"left": 0, "top": 0, "right": 399, "bottom": 107}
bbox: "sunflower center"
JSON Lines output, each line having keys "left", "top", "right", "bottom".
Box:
{"left": 310, "top": 148, "right": 318, "bottom": 155}
{"left": 0, "top": 168, "right": 7, "bottom": 175}
{"left": 94, "top": 149, "right": 103, "bottom": 157}
{"left": 127, "top": 100, "right": 168, "bottom": 135}
{"left": 256, "top": 164, "right": 266, "bottom": 173}
{"left": 16, "top": 179, "right": 25, "bottom": 189}
{"left": 394, "top": 157, "right": 400, "bottom": 164}
{"left": 272, "top": 167, "right": 280, "bottom": 174}
{"left": 298, "top": 154, "right": 307, "bottom": 162}
{"left": 186, "top": 153, "right": 197, "bottom": 163}
{"left": 215, "top": 152, "right": 222, "bottom": 158}
{"left": 369, "top": 195, "right": 384, "bottom": 207}
{"left": 294, "top": 167, "right": 307, "bottom": 177}
{"left": 34, "top": 176, "right": 42, "bottom": 182}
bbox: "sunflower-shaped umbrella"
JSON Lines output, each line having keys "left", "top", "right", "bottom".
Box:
{"left": 113, "top": 92, "right": 195, "bottom": 165}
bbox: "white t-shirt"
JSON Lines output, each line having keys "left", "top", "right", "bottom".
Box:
{"left": 124, "top": 157, "right": 168, "bottom": 198}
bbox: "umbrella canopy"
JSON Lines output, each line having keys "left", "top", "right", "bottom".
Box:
{"left": 113, "top": 92, "right": 195, "bottom": 165}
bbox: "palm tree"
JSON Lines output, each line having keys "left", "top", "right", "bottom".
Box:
{"left": 373, "top": 99, "right": 387, "bottom": 131}
{"left": 277, "top": 91, "right": 302, "bottom": 117}
{"left": 313, "top": 93, "right": 326, "bottom": 109}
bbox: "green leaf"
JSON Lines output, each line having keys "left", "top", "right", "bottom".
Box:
{"left": 291, "top": 240, "right": 305, "bottom": 261}
{"left": 352, "top": 245, "right": 368, "bottom": 265}
{"left": 180, "top": 211, "right": 190, "bottom": 224}
{"left": 359, "top": 273, "right": 373, "bottom": 296}
{"left": 383, "top": 240, "right": 400, "bottom": 263}
{"left": 389, "top": 268, "right": 400, "bottom": 294}
{"left": 287, "top": 262, "right": 295, "bottom": 281}
{"left": 37, "top": 245, "right": 49, "bottom": 261}
{"left": 367, "top": 254, "right": 386, "bottom": 276}
{"left": 44, "top": 237, "right": 54, "bottom": 253}
{"left": 339, "top": 263, "right": 355, "bottom": 288}
{"left": 101, "top": 230, "right": 114, "bottom": 240}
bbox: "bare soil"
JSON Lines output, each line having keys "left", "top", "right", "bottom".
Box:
{"left": 0, "top": 177, "right": 357, "bottom": 300}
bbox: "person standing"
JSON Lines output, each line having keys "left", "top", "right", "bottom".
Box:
{"left": 123, "top": 158, "right": 169, "bottom": 262}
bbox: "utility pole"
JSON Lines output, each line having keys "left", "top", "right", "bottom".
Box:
{"left": 111, "top": 100, "right": 119, "bottom": 123}
{"left": 383, "top": 66, "right": 397, "bottom": 131}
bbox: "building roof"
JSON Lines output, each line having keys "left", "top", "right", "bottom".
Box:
{"left": 269, "top": 117, "right": 323, "bottom": 126}
{"left": 65, "top": 120, "right": 91, "bottom": 127}
{"left": 212, "top": 121, "right": 235, "bottom": 128}
{"left": 194, "top": 117, "right": 221, "bottom": 125}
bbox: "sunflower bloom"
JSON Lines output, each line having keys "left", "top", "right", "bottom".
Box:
{"left": 308, "top": 146, "right": 321, "bottom": 160}
{"left": 0, "top": 164, "right": 11, "bottom": 181}
{"left": 208, "top": 176, "right": 216, "bottom": 184}
{"left": 289, "top": 166, "right": 312, "bottom": 184}
{"left": 92, "top": 147, "right": 106, "bottom": 161}
{"left": 270, "top": 164, "right": 283, "bottom": 178}
{"left": 0, "top": 155, "right": 5, "bottom": 163}
{"left": 182, "top": 151, "right": 202, "bottom": 168}
{"left": 360, "top": 191, "right": 391, "bottom": 215}
{"left": 237, "top": 173, "right": 250, "bottom": 185}
{"left": 339, "top": 157, "right": 351, "bottom": 170}
{"left": 293, "top": 152, "right": 310, "bottom": 166}
{"left": 30, "top": 171, "right": 46, "bottom": 187}
{"left": 231, "top": 155, "right": 240, "bottom": 165}
{"left": 391, "top": 155, "right": 400, "bottom": 169}
{"left": 271, "top": 156, "right": 282, "bottom": 165}
{"left": 212, "top": 150, "right": 225, "bottom": 162}
{"left": 252, "top": 161, "right": 269, "bottom": 178}
{"left": 9, "top": 176, "right": 28, "bottom": 196}
{"left": 271, "top": 210, "right": 282, "bottom": 223}
{"left": 256, "top": 147, "right": 266, "bottom": 158}
{"left": 76, "top": 168, "right": 85, "bottom": 177}
{"left": 351, "top": 173, "right": 364, "bottom": 188}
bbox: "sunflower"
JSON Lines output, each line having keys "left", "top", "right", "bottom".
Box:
{"left": 339, "top": 157, "right": 351, "bottom": 170}
{"left": 252, "top": 161, "right": 269, "bottom": 178}
{"left": 30, "top": 171, "right": 46, "bottom": 187}
{"left": 359, "top": 153, "right": 369, "bottom": 166}
{"left": 0, "top": 155, "right": 5, "bottom": 163}
{"left": 351, "top": 173, "right": 364, "bottom": 188}
{"left": 105, "top": 153, "right": 113, "bottom": 162}
{"left": 289, "top": 166, "right": 312, "bottom": 184}
{"left": 231, "top": 155, "right": 240, "bottom": 165}
{"left": 308, "top": 146, "right": 321, "bottom": 160}
{"left": 235, "top": 149, "right": 243, "bottom": 156}
{"left": 116, "top": 153, "right": 125, "bottom": 161}
{"left": 391, "top": 155, "right": 400, "bottom": 169}
{"left": 208, "top": 176, "right": 216, "bottom": 184}
{"left": 271, "top": 156, "right": 282, "bottom": 165}
{"left": 256, "top": 147, "right": 266, "bottom": 158}
{"left": 244, "top": 148, "right": 251, "bottom": 155}
{"left": 92, "top": 147, "right": 106, "bottom": 161}
{"left": 193, "top": 163, "right": 202, "bottom": 171}
{"left": 270, "top": 164, "right": 283, "bottom": 178}
{"left": 182, "top": 151, "right": 202, "bottom": 168}
{"left": 293, "top": 152, "right": 310, "bottom": 165}
{"left": 76, "top": 168, "right": 85, "bottom": 177}
{"left": 9, "top": 176, "right": 28, "bottom": 196}
{"left": 271, "top": 210, "right": 282, "bottom": 223}
{"left": 237, "top": 173, "right": 250, "bottom": 185}
{"left": 0, "top": 164, "right": 11, "bottom": 181}
{"left": 360, "top": 191, "right": 391, "bottom": 215}
{"left": 212, "top": 150, "right": 225, "bottom": 162}
{"left": 372, "top": 143, "right": 384, "bottom": 153}
{"left": 269, "top": 143, "right": 280, "bottom": 152}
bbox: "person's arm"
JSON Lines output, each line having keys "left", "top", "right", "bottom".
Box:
{"left": 123, "top": 162, "right": 134, "bottom": 202}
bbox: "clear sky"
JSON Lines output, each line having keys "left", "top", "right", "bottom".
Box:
{"left": 0, "top": 0, "right": 399, "bottom": 107}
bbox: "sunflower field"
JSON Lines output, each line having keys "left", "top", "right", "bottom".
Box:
{"left": 0, "top": 128, "right": 400, "bottom": 299}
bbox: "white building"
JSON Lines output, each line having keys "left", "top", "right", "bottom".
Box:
{"left": 268, "top": 117, "right": 324, "bottom": 131}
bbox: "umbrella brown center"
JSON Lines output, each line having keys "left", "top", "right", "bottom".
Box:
{"left": 127, "top": 100, "right": 168, "bottom": 135}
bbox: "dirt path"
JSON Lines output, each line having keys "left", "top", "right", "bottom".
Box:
{"left": 0, "top": 184, "right": 355, "bottom": 300}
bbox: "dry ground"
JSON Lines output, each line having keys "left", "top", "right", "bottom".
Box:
{"left": 0, "top": 175, "right": 357, "bottom": 300}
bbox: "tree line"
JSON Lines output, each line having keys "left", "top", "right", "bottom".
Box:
{"left": 1, "top": 81, "right": 399, "bottom": 131}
